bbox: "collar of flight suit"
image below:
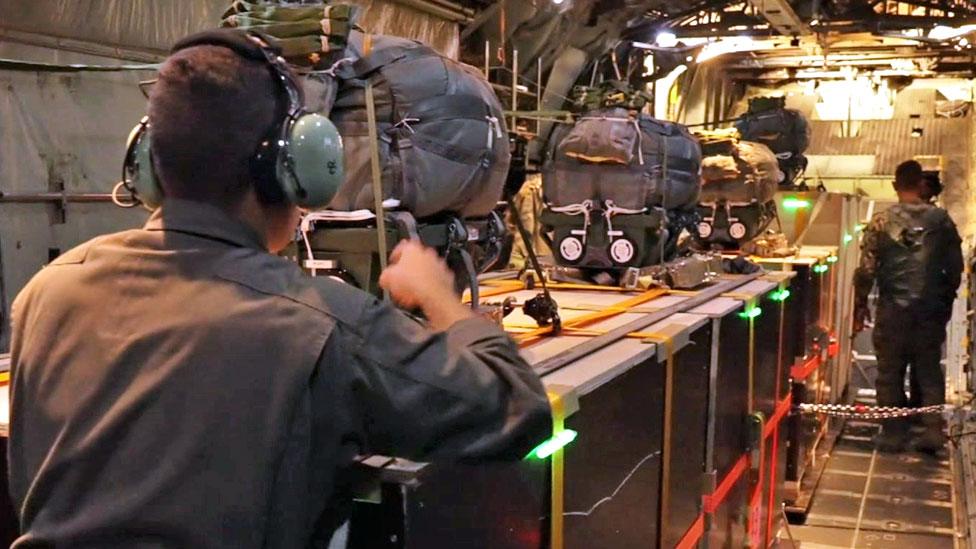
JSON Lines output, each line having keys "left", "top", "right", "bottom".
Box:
{"left": 144, "top": 198, "right": 268, "bottom": 251}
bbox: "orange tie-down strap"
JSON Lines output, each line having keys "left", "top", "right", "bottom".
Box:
{"left": 463, "top": 280, "right": 524, "bottom": 303}
{"left": 513, "top": 288, "right": 669, "bottom": 347}
{"left": 675, "top": 393, "right": 793, "bottom": 547}
{"left": 466, "top": 279, "right": 662, "bottom": 304}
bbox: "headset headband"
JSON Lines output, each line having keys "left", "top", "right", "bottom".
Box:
{"left": 121, "top": 28, "right": 344, "bottom": 210}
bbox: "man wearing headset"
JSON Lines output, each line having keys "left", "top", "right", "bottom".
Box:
{"left": 6, "top": 30, "right": 550, "bottom": 548}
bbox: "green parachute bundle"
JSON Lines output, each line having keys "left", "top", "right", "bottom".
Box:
{"left": 569, "top": 80, "right": 653, "bottom": 113}
{"left": 221, "top": 1, "right": 361, "bottom": 64}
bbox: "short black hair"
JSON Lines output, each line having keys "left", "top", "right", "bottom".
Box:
{"left": 148, "top": 45, "right": 283, "bottom": 206}
{"left": 894, "top": 160, "right": 924, "bottom": 192}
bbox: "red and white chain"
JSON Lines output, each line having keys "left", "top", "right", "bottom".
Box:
{"left": 796, "top": 402, "right": 946, "bottom": 419}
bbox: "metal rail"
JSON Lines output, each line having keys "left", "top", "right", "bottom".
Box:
{"left": 0, "top": 192, "right": 117, "bottom": 204}
{"left": 387, "top": 0, "right": 474, "bottom": 23}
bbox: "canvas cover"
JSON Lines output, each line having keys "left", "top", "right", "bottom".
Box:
{"left": 542, "top": 108, "right": 702, "bottom": 212}
{"left": 324, "top": 32, "right": 511, "bottom": 218}
{"left": 735, "top": 98, "right": 810, "bottom": 181}
{"left": 223, "top": 4, "right": 499, "bottom": 218}
{"left": 700, "top": 140, "right": 783, "bottom": 204}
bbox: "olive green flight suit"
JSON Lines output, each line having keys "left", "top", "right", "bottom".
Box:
{"left": 8, "top": 199, "right": 551, "bottom": 548}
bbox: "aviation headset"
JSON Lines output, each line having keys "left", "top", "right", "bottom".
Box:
{"left": 121, "top": 29, "right": 344, "bottom": 210}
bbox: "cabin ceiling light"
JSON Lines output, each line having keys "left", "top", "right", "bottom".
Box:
{"left": 929, "top": 24, "right": 976, "bottom": 41}
{"left": 697, "top": 36, "right": 755, "bottom": 63}
{"left": 656, "top": 32, "right": 678, "bottom": 48}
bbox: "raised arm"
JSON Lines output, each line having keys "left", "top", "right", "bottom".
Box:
{"left": 318, "top": 240, "right": 551, "bottom": 461}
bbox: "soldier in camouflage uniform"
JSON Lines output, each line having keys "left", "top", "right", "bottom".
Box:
{"left": 907, "top": 172, "right": 945, "bottom": 411}
{"left": 853, "top": 161, "right": 962, "bottom": 454}
{"left": 507, "top": 174, "right": 551, "bottom": 270}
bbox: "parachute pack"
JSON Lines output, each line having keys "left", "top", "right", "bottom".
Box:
{"left": 568, "top": 80, "right": 653, "bottom": 113}
{"left": 541, "top": 106, "right": 702, "bottom": 272}
{"left": 326, "top": 32, "right": 510, "bottom": 219}
{"left": 223, "top": 3, "right": 512, "bottom": 299}
{"left": 735, "top": 96, "right": 811, "bottom": 187}
{"left": 694, "top": 134, "right": 783, "bottom": 250}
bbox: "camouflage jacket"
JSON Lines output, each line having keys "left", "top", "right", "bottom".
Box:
{"left": 853, "top": 202, "right": 962, "bottom": 312}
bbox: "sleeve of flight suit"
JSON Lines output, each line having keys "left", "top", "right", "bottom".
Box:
{"left": 853, "top": 213, "right": 884, "bottom": 311}
{"left": 322, "top": 296, "right": 552, "bottom": 461}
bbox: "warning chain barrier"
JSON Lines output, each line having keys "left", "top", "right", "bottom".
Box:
{"left": 795, "top": 402, "right": 946, "bottom": 419}
{"left": 677, "top": 400, "right": 947, "bottom": 545}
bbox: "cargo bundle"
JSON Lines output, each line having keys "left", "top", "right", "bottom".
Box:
{"left": 694, "top": 133, "right": 783, "bottom": 250}
{"left": 223, "top": 3, "right": 512, "bottom": 297}
{"left": 541, "top": 91, "right": 702, "bottom": 273}
{"left": 735, "top": 96, "right": 811, "bottom": 187}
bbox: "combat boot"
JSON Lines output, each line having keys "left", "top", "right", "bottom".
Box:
{"left": 914, "top": 414, "right": 946, "bottom": 455}
{"left": 875, "top": 418, "right": 908, "bottom": 453}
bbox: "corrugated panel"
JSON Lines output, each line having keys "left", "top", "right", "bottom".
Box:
{"left": 0, "top": 0, "right": 461, "bottom": 59}
{"left": 892, "top": 88, "right": 936, "bottom": 119}
{"left": 807, "top": 118, "right": 970, "bottom": 175}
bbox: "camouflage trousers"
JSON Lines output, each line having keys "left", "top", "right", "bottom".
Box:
{"left": 873, "top": 301, "right": 949, "bottom": 417}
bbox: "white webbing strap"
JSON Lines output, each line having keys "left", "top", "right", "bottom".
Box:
{"left": 603, "top": 200, "right": 647, "bottom": 238}
{"left": 486, "top": 116, "right": 504, "bottom": 149}
{"left": 549, "top": 200, "right": 595, "bottom": 244}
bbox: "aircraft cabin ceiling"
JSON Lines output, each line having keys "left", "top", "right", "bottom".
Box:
{"left": 4, "top": 1, "right": 976, "bottom": 80}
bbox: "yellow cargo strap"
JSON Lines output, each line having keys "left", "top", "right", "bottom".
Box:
{"left": 640, "top": 332, "right": 675, "bottom": 547}
{"left": 548, "top": 390, "right": 566, "bottom": 549}
{"left": 723, "top": 293, "right": 759, "bottom": 411}
{"left": 514, "top": 288, "right": 668, "bottom": 347}
{"left": 721, "top": 292, "right": 755, "bottom": 301}
{"left": 480, "top": 279, "right": 645, "bottom": 293}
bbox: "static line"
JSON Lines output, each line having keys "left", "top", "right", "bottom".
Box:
{"left": 563, "top": 450, "right": 661, "bottom": 518}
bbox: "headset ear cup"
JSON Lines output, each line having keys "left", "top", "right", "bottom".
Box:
{"left": 277, "top": 113, "right": 344, "bottom": 209}
{"left": 251, "top": 137, "right": 287, "bottom": 205}
{"left": 123, "top": 121, "right": 164, "bottom": 210}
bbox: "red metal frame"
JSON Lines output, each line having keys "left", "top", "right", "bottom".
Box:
{"left": 676, "top": 394, "right": 794, "bottom": 547}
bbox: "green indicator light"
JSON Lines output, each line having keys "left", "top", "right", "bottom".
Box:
{"left": 827, "top": 255, "right": 839, "bottom": 263}
{"left": 813, "top": 264, "right": 829, "bottom": 274}
{"left": 527, "top": 429, "right": 578, "bottom": 460}
{"left": 738, "top": 307, "right": 763, "bottom": 319}
{"left": 782, "top": 198, "right": 811, "bottom": 210}
{"left": 843, "top": 233, "right": 854, "bottom": 244}
{"left": 855, "top": 224, "right": 865, "bottom": 232}
{"left": 771, "top": 289, "right": 791, "bottom": 302}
